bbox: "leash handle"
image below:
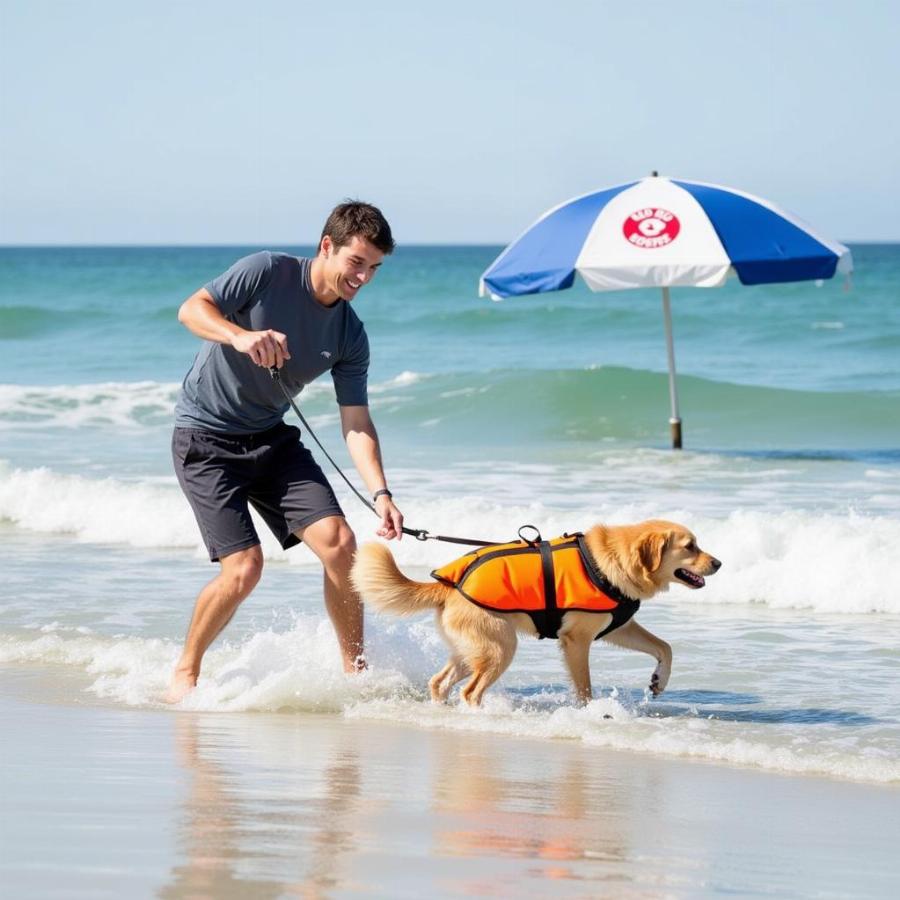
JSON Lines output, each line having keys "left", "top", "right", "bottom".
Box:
{"left": 269, "top": 368, "right": 499, "bottom": 547}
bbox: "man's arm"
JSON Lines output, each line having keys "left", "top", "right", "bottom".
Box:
{"left": 339, "top": 405, "right": 403, "bottom": 540}
{"left": 178, "top": 288, "right": 291, "bottom": 369}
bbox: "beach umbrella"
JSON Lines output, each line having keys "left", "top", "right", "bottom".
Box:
{"left": 479, "top": 173, "right": 853, "bottom": 448}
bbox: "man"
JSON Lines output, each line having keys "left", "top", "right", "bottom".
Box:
{"left": 167, "top": 201, "right": 403, "bottom": 702}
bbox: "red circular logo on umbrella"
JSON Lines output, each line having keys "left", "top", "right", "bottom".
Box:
{"left": 623, "top": 208, "right": 681, "bottom": 248}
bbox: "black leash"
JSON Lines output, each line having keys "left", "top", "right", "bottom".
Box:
{"left": 269, "top": 368, "right": 498, "bottom": 547}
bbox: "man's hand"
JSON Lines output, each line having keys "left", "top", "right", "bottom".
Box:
{"left": 231, "top": 329, "right": 291, "bottom": 369}
{"left": 374, "top": 495, "right": 404, "bottom": 541}
{"left": 177, "top": 291, "right": 290, "bottom": 369}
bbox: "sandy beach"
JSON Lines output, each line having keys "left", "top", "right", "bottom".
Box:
{"left": 3, "top": 666, "right": 897, "bottom": 899}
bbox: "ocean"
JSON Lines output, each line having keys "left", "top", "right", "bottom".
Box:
{"left": 2, "top": 243, "right": 899, "bottom": 793}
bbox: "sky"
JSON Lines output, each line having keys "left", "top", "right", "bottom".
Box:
{"left": 1, "top": 0, "right": 898, "bottom": 244}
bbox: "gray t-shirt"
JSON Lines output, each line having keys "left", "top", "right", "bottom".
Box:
{"left": 174, "top": 252, "right": 369, "bottom": 433}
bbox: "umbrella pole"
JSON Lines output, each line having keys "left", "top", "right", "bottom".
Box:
{"left": 661, "top": 287, "right": 683, "bottom": 449}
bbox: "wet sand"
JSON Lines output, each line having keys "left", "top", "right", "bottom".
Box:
{"left": 2, "top": 667, "right": 898, "bottom": 899}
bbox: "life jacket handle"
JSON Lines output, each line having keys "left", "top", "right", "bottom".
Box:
{"left": 517, "top": 524, "right": 543, "bottom": 546}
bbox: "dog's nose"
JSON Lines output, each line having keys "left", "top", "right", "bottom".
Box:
{"left": 710, "top": 557, "right": 722, "bottom": 571}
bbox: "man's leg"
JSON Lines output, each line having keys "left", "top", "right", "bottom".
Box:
{"left": 166, "top": 545, "right": 264, "bottom": 702}
{"left": 297, "top": 516, "right": 365, "bottom": 673}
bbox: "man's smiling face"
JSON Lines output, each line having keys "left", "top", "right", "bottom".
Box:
{"left": 320, "top": 234, "right": 384, "bottom": 302}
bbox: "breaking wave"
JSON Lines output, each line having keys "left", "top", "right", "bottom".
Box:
{"left": 1, "top": 459, "right": 899, "bottom": 614}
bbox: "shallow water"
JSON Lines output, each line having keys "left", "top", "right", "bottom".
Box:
{"left": 2, "top": 521, "right": 898, "bottom": 786}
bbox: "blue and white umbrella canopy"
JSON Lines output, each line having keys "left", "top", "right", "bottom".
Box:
{"left": 480, "top": 175, "right": 852, "bottom": 298}
{"left": 479, "top": 175, "right": 853, "bottom": 447}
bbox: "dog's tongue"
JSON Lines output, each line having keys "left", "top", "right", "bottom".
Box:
{"left": 675, "top": 568, "right": 705, "bottom": 588}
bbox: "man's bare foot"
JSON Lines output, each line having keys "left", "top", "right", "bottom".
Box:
{"left": 344, "top": 654, "right": 367, "bottom": 674}
{"left": 163, "top": 669, "right": 197, "bottom": 704}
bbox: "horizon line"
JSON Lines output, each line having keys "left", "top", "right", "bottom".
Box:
{"left": 0, "top": 241, "right": 508, "bottom": 249}
{"left": 1, "top": 239, "right": 897, "bottom": 249}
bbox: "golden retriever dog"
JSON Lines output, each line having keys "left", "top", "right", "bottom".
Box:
{"left": 351, "top": 520, "right": 720, "bottom": 706}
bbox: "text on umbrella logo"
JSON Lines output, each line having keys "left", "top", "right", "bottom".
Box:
{"left": 622, "top": 208, "right": 681, "bottom": 248}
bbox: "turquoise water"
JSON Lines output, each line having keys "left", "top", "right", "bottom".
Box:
{"left": 1, "top": 244, "right": 899, "bottom": 783}
{"left": 4, "top": 244, "right": 899, "bottom": 388}
{"left": 3, "top": 244, "right": 898, "bottom": 452}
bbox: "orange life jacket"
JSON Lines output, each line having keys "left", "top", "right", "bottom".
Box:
{"left": 431, "top": 532, "right": 640, "bottom": 640}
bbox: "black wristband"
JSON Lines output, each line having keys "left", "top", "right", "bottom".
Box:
{"left": 372, "top": 488, "right": 392, "bottom": 503}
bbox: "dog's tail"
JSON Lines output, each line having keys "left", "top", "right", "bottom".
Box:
{"left": 351, "top": 542, "right": 448, "bottom": 616}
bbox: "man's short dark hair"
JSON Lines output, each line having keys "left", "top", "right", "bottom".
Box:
{"left": 320, "top": 200, "right": 395, "bottom": 255}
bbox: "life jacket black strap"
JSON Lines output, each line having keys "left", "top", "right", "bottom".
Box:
{"left": 575, "top": 534, "right": 635, "bottom": 605}
{"left": 539, "top": 541, "right": 556, "bottom": 612}
{"left": 593, "top": 599, "right": 641, "bottom": 640}
{"left": 532, "top": 540, "right": 562, "bottom": 640}
{"left": 571, "top": 534, "right": 641, "bottom": 640}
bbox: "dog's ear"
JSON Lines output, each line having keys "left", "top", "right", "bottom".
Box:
{"left": 638, "top": 531, "right": 670, "bottom": 575}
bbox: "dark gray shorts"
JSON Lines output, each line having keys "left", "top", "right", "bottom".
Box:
{"left": 172, "top": 423, "right": 344, "bottom": 562}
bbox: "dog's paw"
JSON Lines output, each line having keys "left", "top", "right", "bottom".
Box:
{"left": 649, "top": 664, "right": 670, "bottom": 696}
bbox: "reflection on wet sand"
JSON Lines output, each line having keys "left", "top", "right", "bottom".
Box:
{"left": 159, "top": 715, "right": 276, "bottom": 900}
{"left": 160, "top": 714, "right": 364, "bottom": 900}
{"left": 3, "top": 674, "right": 894, "bottom": 899}
{"left": 430, "top": 736, "right": 653, "bottom": 893}
{"left": 158, "top": 710, "right": 676, "bottom": 898}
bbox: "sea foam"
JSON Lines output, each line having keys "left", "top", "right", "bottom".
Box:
{"left": 0, "top": 375, "right": 416, "bottom": 430}
{"left": 2, "top": 620, "right": 897, "bottom": 785}
{"left": 2, "top": 460, "right": 898, "bottom": 614}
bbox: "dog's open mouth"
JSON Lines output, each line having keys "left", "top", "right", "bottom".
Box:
{"left": 675, "top": 568, "right": 706, "bottom": 589}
